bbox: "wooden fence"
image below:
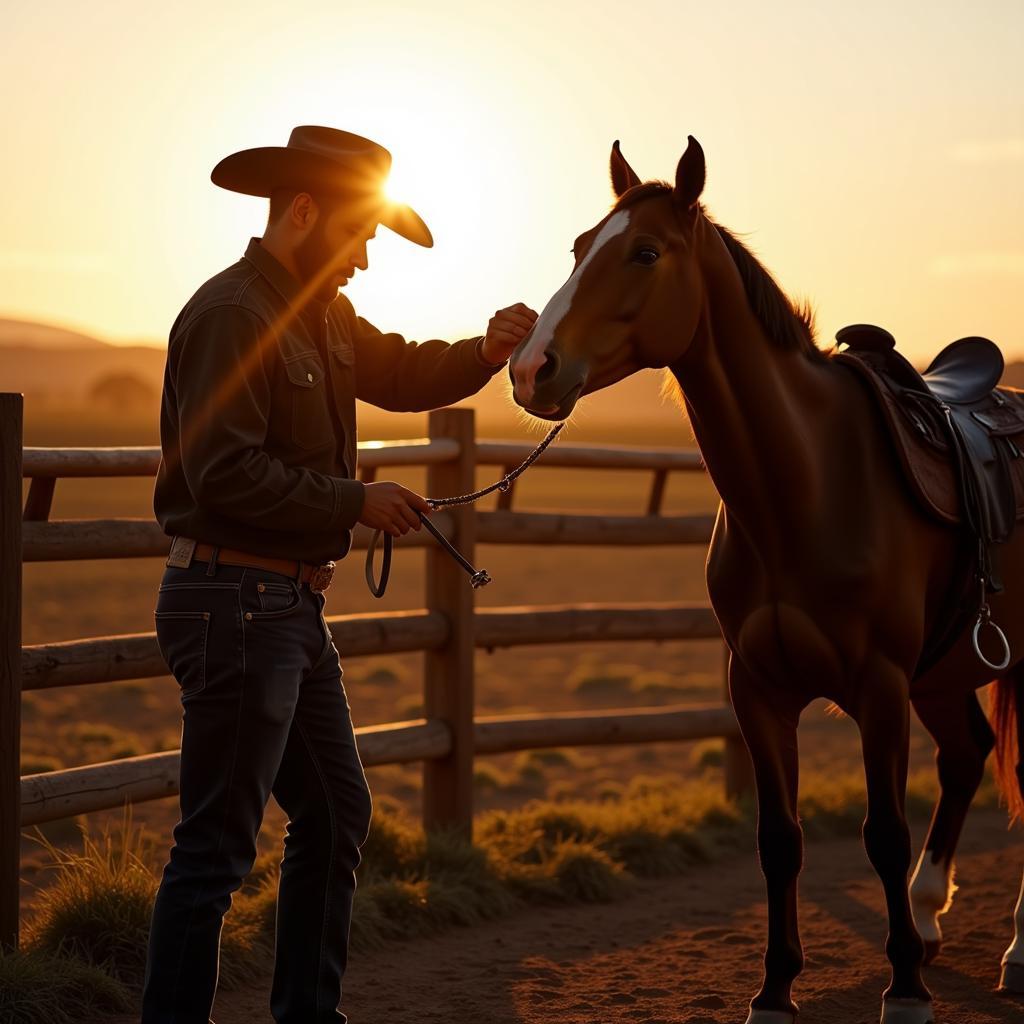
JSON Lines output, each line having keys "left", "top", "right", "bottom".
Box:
{"left": 0, "top": 394, "right": 751, "bottom": 949}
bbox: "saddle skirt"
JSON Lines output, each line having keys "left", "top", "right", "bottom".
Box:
{"left": 833, "top": 324, "right": 1024, "bottom": 542}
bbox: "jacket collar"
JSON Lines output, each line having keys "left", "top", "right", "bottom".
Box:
{"left": 242, "top": 236, "right": 330, "bottom": 324}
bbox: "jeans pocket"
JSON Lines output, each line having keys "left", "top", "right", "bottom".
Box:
{"left": 154, "top": 611, "right": 210, "bottom": 698}
{"left": 241, "top": 571, "right": 303, "bottom": 620}
{"left": 257, "top": 580, "right": 300, "bottom": 614}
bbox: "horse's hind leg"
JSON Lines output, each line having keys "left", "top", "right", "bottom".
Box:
{"left": 909, "top": 689, "right": 994, "bottom": 964}
{"left": 1001, "top": 872, "right": 1024, "bottom": 992}
{"left": 994, "top": 664, "right": 1024, "bottom": 992}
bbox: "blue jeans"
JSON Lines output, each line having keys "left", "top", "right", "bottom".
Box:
{"left": 140, "top": 558, "right": 373, "bottom": 1024}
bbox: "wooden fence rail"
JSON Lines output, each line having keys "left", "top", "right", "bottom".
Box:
{"left": 21, "top": 704, "right": 740, "bottom": 827}
{"left": 0, "top": 397, "right": 749, "bottom": 950}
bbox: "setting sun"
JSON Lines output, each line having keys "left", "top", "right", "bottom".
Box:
{"left": 2, "top": 1, "right": 1019, "bottom": 362}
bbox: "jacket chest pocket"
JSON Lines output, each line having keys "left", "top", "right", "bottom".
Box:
{"left": 284, "top": 353, "right": 333, "bottom": 450}
{"left": 329, "top": 345, "right": 358, "bottom": 472}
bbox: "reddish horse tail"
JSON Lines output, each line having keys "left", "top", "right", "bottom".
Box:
{"left": 990, "top": 671, "right": 1024, "bottom": 821}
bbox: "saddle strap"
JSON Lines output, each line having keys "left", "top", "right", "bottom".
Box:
{"left": 926, "top": 394, "right": 1010, "bottom": 593}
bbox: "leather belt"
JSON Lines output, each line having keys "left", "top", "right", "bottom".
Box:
{"left": 170, "top": 538, "right": 336, "bottom": 593}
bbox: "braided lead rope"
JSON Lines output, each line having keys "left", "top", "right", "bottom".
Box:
{"left": 365, "top": 422, "right": 566, "bottom": 597}
{"left": 425, "top": 421, "right": 566, "bottom": 508}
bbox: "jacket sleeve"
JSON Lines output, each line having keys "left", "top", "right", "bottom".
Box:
{"left": 342, "top": 300, "right": 506, "bottom": 412}
{"left": 170, "top": 304, "right": 365, "bottom": 533}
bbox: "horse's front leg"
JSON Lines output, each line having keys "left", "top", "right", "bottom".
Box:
{"left": 730, "top": 658, "right": 804, "bottom": 1024}
{"left": 856, "top": 661, "right": 933, "bottom": 1023}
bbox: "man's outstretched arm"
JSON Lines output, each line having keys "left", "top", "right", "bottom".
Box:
{"left": 340, "top": 297, "right": 538, "bottom": 411}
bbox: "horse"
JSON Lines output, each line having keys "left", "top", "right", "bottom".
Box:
{"left": 508, "top": 136, "right": 1024, "bottom": 1024}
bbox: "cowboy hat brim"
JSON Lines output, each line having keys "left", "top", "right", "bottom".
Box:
{"left": 211, "top": 146, "right": 433, "bottom": 248}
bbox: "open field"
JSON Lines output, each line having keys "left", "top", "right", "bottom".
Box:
{"left": 6, "top": 379, "right": 1023, "bottom": 1024}
{"left": 14, "top": 402, "right": 983, "bottom": 921}
{"left": 14, "top": 399, "right": 974, "bottom": 913}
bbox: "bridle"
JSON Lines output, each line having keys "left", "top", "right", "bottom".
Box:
{"left": 365, "top": 422, "right": 565, "bottom": 597}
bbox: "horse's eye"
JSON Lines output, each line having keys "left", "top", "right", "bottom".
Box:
{"left": 632, "top": 247, "right": 660, "bottom": 266}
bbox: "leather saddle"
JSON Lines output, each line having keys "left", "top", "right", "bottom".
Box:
{"left": 834, "top": 324, "right": 1024, "bottom": 593}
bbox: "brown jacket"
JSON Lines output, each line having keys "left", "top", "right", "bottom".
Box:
{"left": 154, "top": 237, "right": 504, "bottom": 563}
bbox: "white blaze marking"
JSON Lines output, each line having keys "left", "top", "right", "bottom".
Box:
{"left": 910, "top": 855, "right": 955, "bottom": 944}
{"left": 515, "top": 209, "right": 631, "bottom": 405}
{"left": 1003, "top": 867, "right": 1024, "bottom": 967}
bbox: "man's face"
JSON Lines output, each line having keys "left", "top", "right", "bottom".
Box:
{"left": 294, "top": 197, "right": 376, "bottom": 303}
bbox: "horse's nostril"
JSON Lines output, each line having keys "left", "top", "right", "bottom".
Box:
{"left": 536, "top": 351, "right": 560, "bottom": 385}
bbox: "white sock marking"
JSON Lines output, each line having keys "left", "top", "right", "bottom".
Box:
{"left": 910, "top": 855, "right": 955, "bottom": 944}
{"left": 1003, "top": 866, "right": 1024, "bottom": 967}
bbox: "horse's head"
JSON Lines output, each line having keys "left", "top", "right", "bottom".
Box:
{"left": 509, "top": 137, "right": 706, "bottom": 419}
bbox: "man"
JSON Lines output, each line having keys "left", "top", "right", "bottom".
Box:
{"left": 143, "top": 125, "right": 537, "bottom": 1024}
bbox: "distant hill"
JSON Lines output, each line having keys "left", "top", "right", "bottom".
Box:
{"left": 0, "top": 317, "right": 687, "bottom": 438}
{"left": 0, "top": 318, "right": 168, "bottom": 405}
{"left": 0, "top": 318, "right": 112, "bottom": 350}
{"left": 1001, "top": 362, "right": 1024, "bottom": 390}
{"left": 1, "top": 316, "right": 1020, "bottom": 443}
{"left": 0, "top": 344, "right": 167, "bottom": 404}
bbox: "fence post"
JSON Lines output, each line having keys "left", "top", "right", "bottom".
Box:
{"left": 422, "top": 407, "right": 476, "bottom": 839}
{"left": 721, "top": 641, "right": 755, "bottom": 801}
{"left": 0, "top": 393, "right": 23, "bottom": 950}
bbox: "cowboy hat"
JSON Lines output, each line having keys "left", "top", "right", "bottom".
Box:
{"left": 211, "top": 125, "right": 433, "bottom": 248}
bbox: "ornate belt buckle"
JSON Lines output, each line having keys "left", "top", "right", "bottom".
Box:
{"left": 309, "top": 560, "right": 335, "bottom": 594}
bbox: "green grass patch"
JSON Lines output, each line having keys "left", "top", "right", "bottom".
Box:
{"left": 23, "top": 807, "right": 270, "bottom": 999}
{"left": 689, "top": 739, "right": 725, "bottom": 772}
{"left": 568, "top": 661, "right": 637, "bottom": 697}
{"left": 629, "top": 670, "right": 699, "bottom": 701}
{"left": 363, "top": 663, "right": 405, "bottom": 686}
{"left": 24, "top": 809, "right": 163, "bottom": 988}
{"left": 20, "top": 755, "right": 63, "bottom": 775}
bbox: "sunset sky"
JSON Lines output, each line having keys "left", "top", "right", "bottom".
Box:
{"left": 1, "top": 0, "right": 1021, "bottom": 363}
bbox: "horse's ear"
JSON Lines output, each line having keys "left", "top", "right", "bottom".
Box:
{"left": 610, "top": 140, "right": 642, "bottom": 198}
{"left": 674, "top": 135, "right": 706, "bottom": 212}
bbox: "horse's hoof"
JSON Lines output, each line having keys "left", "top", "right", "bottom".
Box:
{"left": 922, "top": 939, "right": 942, "bottom": 965}
{"left": 745, "top": 1010, "right": 797, "bottom": 1024}
{"left": 880, "top": 997, "right": 935, "bottom": 1024}
{"left": 999, "top": 961, "right": 1024, "bottom": 993}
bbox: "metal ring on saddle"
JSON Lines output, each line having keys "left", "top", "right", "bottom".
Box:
{"left": 972, "top": 612, "right": 1011, "bottom": 671}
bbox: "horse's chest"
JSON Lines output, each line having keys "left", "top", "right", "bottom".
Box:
{"left": 707, "top": 525, "right": 870, "bottom": 699}
{"left": 730, "top": 602, "right": 848, "bottom": 697}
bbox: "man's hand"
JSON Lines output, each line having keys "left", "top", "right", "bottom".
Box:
{"left": 481, "top": 302, "right": 539, "bottom": 365}
{"left": 358, "top": 482, "right": 432, "bottom": 537}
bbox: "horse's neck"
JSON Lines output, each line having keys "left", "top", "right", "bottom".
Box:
{"left": 670, "top": 227, "right": 835, "bottom": 544}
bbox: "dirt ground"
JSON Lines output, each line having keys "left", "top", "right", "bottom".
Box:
{"left": 98, "top": 809, "right": 1024, "bottom": 1024}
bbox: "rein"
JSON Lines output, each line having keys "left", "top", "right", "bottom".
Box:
{"left": 365, "top": 422, "right": 565, "bottom": 597}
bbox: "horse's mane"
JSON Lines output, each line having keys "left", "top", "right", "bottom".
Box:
{"left": 614, "top": 182, "right": 823, "bottom": 360}
{"left": 712, "top": 219, "right": 822, "bottom": 358}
